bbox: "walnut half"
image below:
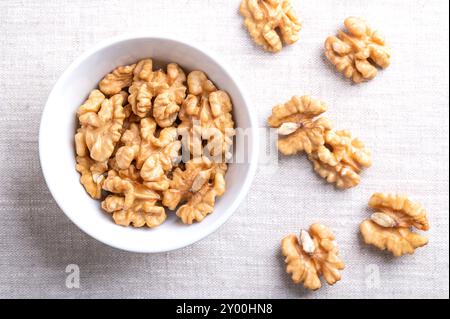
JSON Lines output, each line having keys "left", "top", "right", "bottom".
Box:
{"left": 163, "top": 157, "right": 227, "bottom": 224}
{"left": 268, "top": 96, "right": 372, "bottom": 189}
{"left": 325, "top": 17, "right": 391, "bottom": 83}
{"left": 240, "top": 0, "right": 302, "bottom": 52}
{"left": 360, "top": 193, "right": 430, "bottom": 257}
{"left": 75, "top": 59, "right": 235, "bottom": 228}
{"left": 281, "top": 224, "right": 345, "bottom": 291}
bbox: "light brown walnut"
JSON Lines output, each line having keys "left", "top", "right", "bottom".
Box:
{"left": 325, "top": 17, "right": 391, "bottom": 83}
{"left": 128, "top": 59, "right": 157, "bottom": 117}
{"left": 140, "top": 137, "right": 181, "bottom": 192}
{"left": 153, "top": 92, "right": 180, "bottom": 128}
{"left": 99, "top": 64, "right": 136, "bottom": 96}
{"left": 163, "top": 157, "right": 227, "bottom": 224}
{"left": 136, "top": 117, "right": 180, "bottom": 170}
{"left": 178, "top": 94, "right": 204, "bottom": 157}
{"left": 240, "top": 0, "right": 302, "bottom": 52}
{"left": 150, "top": 70, "right": 172, "bottom": 96}
{"left": 102, "top": 195, "right": 166, "bottom": 228}
{"left": 281, "top": 224, "right": 345, "bottom": 291}
{"left": 268, "top": 95, "right": 330, "bottom": 155}
{"left": 179, "top": 72, "right": 235, "bottom": 160}
{"left": 165, "top": 63, "right": 187, "bottom": 104}
{"left": 102, "top": 169, "right": 160, "bottom": 208}
{"left": 308, "top": 130, "right": 372, "bottom": 189}
{"left": 187, "top": 71, "right": 216, "bottom": 96}
{"left": 101, "top": 170, "right": 166, "bottom": 228}
{"left": 113, "top": 117, "right": 181, "bottom": 192}
{"left": 114, "top": 123, "right": 141, "bottom": 170}
{"left": 127, "top": 60, "right": 186, "bottom": 122}
{"left": 207, "top": 90, "right": 235, "bottom": 159}
{"left": 268, "top": 96, "right": 371, "bottom": 188}
{"left": 152, "top": 63, "right": 186, "bottom": 127}
{"left": 128, "top": 82, "right": 153, "bottom": 118}
{"left": 75, "top": 60, "right": 234, "bottom": 228}
{"left": 76, "top": 90, "right": 127, "bottom": 162}
{"left": 162, "top": 157, "right": 213, "bottom": 210}
{"left": 360, "top": 193, "right": 430, "bottom": 256}
{"left": 75, "top": 156, "right": 108, "bottom": 199}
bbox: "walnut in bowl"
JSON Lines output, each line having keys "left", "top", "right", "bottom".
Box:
{"left": 40, "top": 36, "right": 258, "bottom": 253}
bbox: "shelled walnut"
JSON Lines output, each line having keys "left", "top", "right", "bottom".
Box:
{"left": 240, "top": 0, "right": 302, "bottom": 52}
{"left": 75, "top": 156, "right": 108, "bottom": 199}
{"left": 74, "top": 59, "right": 234, "bottom": 228}
{"left": 101, "top": 169, "right": 166, "bottom": 228}
{"left": 178, "top": 71, "right": 235, "bottom": 161}
{"left": 309, "top": 130, "right": 372, "bottom": 189}
{"left": 360, "top": 193, "right": 430, "bottom": 256}
{"left": 281, "top": 224, "right": 345, "bottom": 291}
{"left": 163, "top": 157, "right": 227, "bottom": 224}
{"left": 75, "top": 90, "right": 127, "bottom": 162}
{"left": 325, "top": 17, "right": 391, "bottom": 83}
{"left": 268, "top": 95, "right": 330, "bottom": 155}
{"left": 268, "top": 96, "right": 372, "bottom": 188}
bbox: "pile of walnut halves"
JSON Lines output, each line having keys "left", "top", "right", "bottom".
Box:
{"left": 74, "top": 59, "right": 235, "bottom": 228}
{"left": 268, "top": 95, "right": 372, "bottom": 189}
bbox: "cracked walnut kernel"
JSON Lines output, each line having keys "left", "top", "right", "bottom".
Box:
{"left": 360, "top": 193, "right": 430, "bottom": 257}
{"left": 127, "top": 60, "right": 187, "bottom": 120}
{"left": 99, "top": 63, "right": 136, "bottom": 96}
{"left": 179, "top": 72, "right": 235, "bottom": 160}
{"left": 75, "top": 156, "right": 108, "bottom": 199}
{"left": 268, "top": 95, "right": 330, "bottom": 155}
{"left": 186, "top": 71, "right": 216, "bottom": 97}
{"left": 281, "top": 224, "right": 345, "bottom": 291}
{"left": 102, "top": 195, "right": 166, "bottom": 228}
{"left": 308, "top": 130, "right": 372, "bottom": 189}
{"left": 163, "top": 157, "right": 227, "bottom": 224}
{"left": 325, "top": 17, "right": 391, "bottom": 83}
{"left": 268, "top": 96, "right": 371, "bottom": 188}
{"left": 136, "top": 117, "right": 180, "bottom": 170}
{"left": 101, "top": 169, "right": 166, "bottom": 228}
{"left": 152, "top": 63, "right": 186, "bottom": 127}
{"left": 128, "top": 59, "right": 154, "bottom": 117}
{"left": 240, "top": 0, "right": 302, "bottom": 52}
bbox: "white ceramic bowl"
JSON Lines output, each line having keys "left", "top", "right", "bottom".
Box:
{"left": 39, "top": 35, "right": 258, "bottom": 253}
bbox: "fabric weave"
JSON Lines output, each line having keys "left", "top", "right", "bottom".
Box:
{"left": 0, "top": 0, "right": 448, "bottom": 298}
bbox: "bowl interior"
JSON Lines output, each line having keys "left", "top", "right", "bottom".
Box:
{"left": 39, "top": 37, "right": 257, "bottom": 253}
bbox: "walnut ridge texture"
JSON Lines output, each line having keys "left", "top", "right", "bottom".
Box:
{"left": 240, "top": 0, "right": 302, "bottom": 52}
{"left": 325, "top": 17, "right": 391, "bottom": 83}
{"left": 360, "top": 193, "right": 430, "bottom": 256}
{"left": 268, "top": 95, "right": 372, "bottom": 188}
{"left": 281, "top": 224, "right": 345, "bottom": 290}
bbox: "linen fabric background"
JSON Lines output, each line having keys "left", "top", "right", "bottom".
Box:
{"left": 0, "top": 0, "right": 448, "bottom": 299}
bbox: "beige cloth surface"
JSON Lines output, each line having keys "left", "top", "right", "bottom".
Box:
{"left": 0, "top": 0, "right": 448, "bottom": 298}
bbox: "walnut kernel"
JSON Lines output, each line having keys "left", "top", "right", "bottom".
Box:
{"left": 325, "top": 17, "right": 391, "bottom": 83}
{"left": 268, "top": 96, "right": 371, "bottom": 188}
{"left": 99, "top": 64, "right": 136, "bottom": 96}
{"left": 282, "top": 224, "right": 345, "bottom": 290}
{"left": 240, "top": 0, "right": 302, "bottom": 52}
{"left": 75, "top": 59, "right": 234, "bottom": 228}
{"left": 360, "top": 193, "right": 430, "bottom": 256}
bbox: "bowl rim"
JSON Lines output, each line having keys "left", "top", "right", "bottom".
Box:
{"left": 39, "top": 34, "right": 259, "bottom": 253}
